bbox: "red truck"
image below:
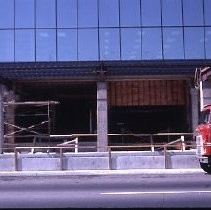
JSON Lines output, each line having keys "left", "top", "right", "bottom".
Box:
{"left": 196, "top": 105, "right": 211, "bottom": 173}
{"left": 195, "top": 67, "right": 211, "bottom": 173}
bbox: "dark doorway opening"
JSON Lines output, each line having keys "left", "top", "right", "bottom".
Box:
{"left": 108, "top": 105, "right": 188, "bottom": 145}
{"left": 16, "top": 82, "right": 97, "bottom": 136}
{"left": 109, "top": 105, "right": 187, "bottom": 134}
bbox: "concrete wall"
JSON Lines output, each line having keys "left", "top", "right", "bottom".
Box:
{"left": 0, "top": 150, "right": 200, "bottom": 171}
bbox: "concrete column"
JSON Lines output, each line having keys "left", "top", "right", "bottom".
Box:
{"left": 97, "top": 82, "right": 108, "bottom": 152}
{"left": 0, "top": 85, "right": 4, "bottom": 154}
{"left": 4, "top": 90, "right": 15, "bottom": 145}
{"left": 190, "top": 88, "right": 199, "bottom": 136}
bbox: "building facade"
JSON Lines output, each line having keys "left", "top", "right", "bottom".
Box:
{"left": 0, "top": 0, "right": 211, "bottom": 151}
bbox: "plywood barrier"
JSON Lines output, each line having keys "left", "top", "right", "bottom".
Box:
{"left": 108, "top": 80, "right": 187, "bottom": 106}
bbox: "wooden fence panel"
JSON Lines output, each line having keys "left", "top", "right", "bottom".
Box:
{"left": 108, "top": 80, "right": 187, "bottom": 106}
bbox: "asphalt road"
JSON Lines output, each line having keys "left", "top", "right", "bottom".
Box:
{"left": 0, "top": 172, "right": 211, "bottom": 208}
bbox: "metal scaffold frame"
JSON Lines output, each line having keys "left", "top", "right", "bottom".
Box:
{"left": 3, "top": 101, "right": 59, "bottom": 145}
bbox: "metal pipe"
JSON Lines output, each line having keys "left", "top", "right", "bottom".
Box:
{"left": 108, "top": 147, "right": 112, "bottom": 170}
{"left": 14, "top": 148, "right": 18, "bottom": 171}
{"left": 60, "top": 148, "right": 63, "bottom": 170}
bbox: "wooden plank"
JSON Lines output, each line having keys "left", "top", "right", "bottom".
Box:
{"left": 150, "top": 80, "right": 156, "bottom": 105}
{"left": 172, "top": 80, "right": 178, "bottom": 105}
{"left": 160, "top": 80, "right": 167, "bottom": 105}
{"left": 109, "top": 82, "right": 116, "bottom": 106}
{"left": 138, "top": 80, "right": 144, "bottom": 106}
{"left": 127, "top": 81, "right": 133, "bottom": 106}
{"left": 155, "top": 80, "right": 161, "bottom": 105}
{"left": 143, "top": 80, "right": 150, "bottom": 105}
{"left": 178, "top": 80, "right": 186, "bottom": 105}
{"left": 121, "top": 81, "right": 127, "bottom": 106}
{"left": 166, "top": 80, "right": 172, "bottom": 105}
{"left": 116, "top": 81, "right": 122, "bottom": 106}
{"left": 132, "top": 81, "right": 139, "bottom": 106}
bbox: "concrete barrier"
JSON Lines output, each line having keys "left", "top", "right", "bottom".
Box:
{"left": 0, "top": 150, "right": 200, "bottom": 171}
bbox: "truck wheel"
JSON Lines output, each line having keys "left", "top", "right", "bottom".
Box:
{"left": 200, "top": 163, "right": 211, "bottom": 174}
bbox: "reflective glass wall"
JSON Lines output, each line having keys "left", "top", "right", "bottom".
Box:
{"left": 0, "top": 0, "right": 210, "bottom": 62}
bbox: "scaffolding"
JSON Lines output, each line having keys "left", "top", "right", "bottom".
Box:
{"left": 3, "top": 101, "right": 59, "bottom": 146}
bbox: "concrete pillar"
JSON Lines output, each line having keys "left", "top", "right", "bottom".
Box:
{"left": 4, "top": 90, "right": 16, "bottom": 145}
{"left": 190, "top": 88, "right": 199, "bottom": 136}
{"left": 0, "top": 85, "right": 4, "bottom": 154}
{"left": 97, "top": 82, "right": 108, "bottom": 152}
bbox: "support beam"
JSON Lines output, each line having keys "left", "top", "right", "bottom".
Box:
{"left": 4, "top": 90, "right": 16, "bottom": 145}
{"left": 0, "top": 85, "right": 5, "bottom": 153}
{"left": 97, "top": 82, "right": 108, "bottom": 152}
{"left": 190, "top": 88, "right": 199, "bottom": 136}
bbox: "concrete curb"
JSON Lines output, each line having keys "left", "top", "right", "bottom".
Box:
{"left": 0, "top": 168, "right": 204, "bottom": 177}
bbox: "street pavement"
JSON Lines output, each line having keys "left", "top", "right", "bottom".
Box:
{"left": 0, "top": 168, "right": 204, "bottom": 177}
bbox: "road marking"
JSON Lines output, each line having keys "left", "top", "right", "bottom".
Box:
{"left": 101, "top": 190, "right": 211, "bottom": 195}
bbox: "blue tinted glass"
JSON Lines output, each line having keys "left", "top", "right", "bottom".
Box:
{"left": 57, "top": 0, "right": 77, "bottom": 28}
{"left": 183, "top": 0, "right": 203, "bottom": 26}
{"left": 204, "top": 0, "right": 211, "bottom": 26}
{"left": 36, "top": 29, "right": 56, "bottom": 61}
{"left": 205, "top": 28, "right": 211, "bottom": 59}
{"left": 36, "top": 0, "right": 56, "bottom": 28}
{"left": 0, "top": 0, "right": 14, "bottom": 28}
{"left": 99, "top": 0, "right": 119, "bottom": 27}
{"left": 100, "top": 28, "right": 120, "bottom": 60}
{"left": 142, "top": 0, "right": 161, "bottom": 26}
{"left": 162, "top": 0, "right": 182, "bottom": 26}
{"left": 121, "top": 28, "right": 141, "bottom": 60}
{"left": 184, "top": 27, "right": 204, "bottom": 59}
{"left": 163, "top": 28, "right": 184, "bottom": 59}
{"left": 15, "top": 0, "right": 34, "bottom": 28}
{"left": 142, "top": 28, "right": 162, "bottom": 59}
{"left": 15, "top": 30, "right": 35, "bottom": 61}
{"left": 0, "top": 30, "right": 14, "bottom": 61}
{"left": 57, "top": 29, "right": 77, "bottom": 61}
{"left": 120, "top": 0, "right": 141, "bottom": 27}
{"left": 78, "top": 29, "right": 98, "bottom": 61}
{"left": 78, "top": 0, "right": 98, "bottom": 27}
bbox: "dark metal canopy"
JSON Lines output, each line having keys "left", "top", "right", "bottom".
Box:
{"left": 0, "top": 60, "right": 211, "bottom": 81}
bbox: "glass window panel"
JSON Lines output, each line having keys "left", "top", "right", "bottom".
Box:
{"left": 57, "top": 29, "right": 77, "bottom": 61}
{"left": 142, "top": 28, "right": 162, "bottom": 59}
{"left": 163, "top": 28, "right": 184, "bottom": 59}
{"left": 162, "top": 0, "right": 182, "bottom": 26}
{"left": 0, "top": 30, "right": 14, "bottom": 61}
{"left": 99, "top": 0, "right": 119, "bottom": 27}
{"left": 100, "top": 28, "right": 120, "bottom": 60}
{"left": 78, "top": 0, "right": 98, "bottom": 27}
{"left": 15, "top": 0, "right": 34, "bottom": 28}
{"left": 142, "top": 0, "right": 161, "bottom": 26}
{"left": 15, "top": 30, "right": 35, "bottom": 61}
{"left": 57, "top": 0, "right": 77, "bottom": 28}
{"left": 204, "top": 0, "right": 211, "bottom": 26}
{"left": 183, "top": 0, "right": 203, "bottom": 26}
{"left": 121, "top": 28, "right": 141, "bottom": 60}
{"left": 36, "top": 29, "right": 56, "bottom": 61}
{"left": 205, "top": 27, "right": 211, "bottom": 59}
{"left": 36, "top": 0, "right": 56, "bottom": 28}
{"left": 184, "top": 27, "right": 204, "bottom": 59}
{"left": 0, "top": 0, "right": 14, "bottom": 28}
{"left": 78, "top": 29, "right": 98, "bottom": 61}
{"left": 120, "top": 0, "right": 141, "bottom": 27}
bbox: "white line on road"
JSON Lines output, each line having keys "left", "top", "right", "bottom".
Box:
{"left": 101, "top": 190, "right": 211, "bottom": 195}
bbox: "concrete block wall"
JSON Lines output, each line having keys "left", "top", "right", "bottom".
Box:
{"left": 0, "top": 150, "right": 200, "bottom": 171}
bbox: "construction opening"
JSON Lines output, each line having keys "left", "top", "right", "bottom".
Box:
{"left": 2, "top": 69, "right": 194, "bottom": 151}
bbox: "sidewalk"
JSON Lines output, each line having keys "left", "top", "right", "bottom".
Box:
{"left": 0, "top": 168, "right": 204, "bottom": 177}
